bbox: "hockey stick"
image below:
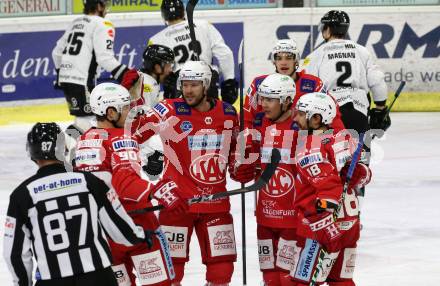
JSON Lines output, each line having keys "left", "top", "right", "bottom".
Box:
{"left": 371, "top": 81, "right": 406, "bottom": 139}
{"left": 387, "top": 80, "right": 406, "bottom": 114}
{"left": 237, "top": 38, "right": 248, "bottom": 286}
{"left": 308, "top": 134, "right": 365, "bottom": 286}
{"left": 186, "top": 0, "right": 200, "bottom": 61}
{"left": 128, "top": 148, "right": 281, "bottom": 215}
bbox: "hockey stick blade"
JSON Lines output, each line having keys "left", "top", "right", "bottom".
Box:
{"left": 128, "top": 148, "right": 281, "bottom": 215}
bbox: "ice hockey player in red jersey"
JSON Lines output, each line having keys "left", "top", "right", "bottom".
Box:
{"left": 233, "top": 73, "right": 300, "bottom": 286}
{"left": 74, "top": 83, "right": 188, "bottom": 286}
{"left": 244, "top": 40, "right": 321, "bottom": 127}
{"left": 131, "top": 61, "right": 239, "bottom": 286}
{"left": 287, "top": 92, "right": 372, "bottom": 286}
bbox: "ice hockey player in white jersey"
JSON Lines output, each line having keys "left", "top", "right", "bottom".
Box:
{"left": 301, "top": 10, "right": 390, "bottom": 137}
{"left": 52, "top": 0, "right": 139, "bottom": 139}
{"left": 131, "top": 44, "right": 175, "bottom": 180}
{"left": 148, "top": 0, "right": 238, "bottom": 104}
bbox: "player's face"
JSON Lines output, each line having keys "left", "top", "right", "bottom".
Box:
{"left": 115, "top": 105, "right": 130, "bottom": 128}
{"left": 159, "top": 63, "right": 173, "bottom": 83}
{"left": 182, "top": 81, "right": 205, "bottom": 107}
{"left": 274, "top": 53, "right": 296, "bottom": 76}
{"left": 294, "top": 110, "right": 308, "bottom": 130}
{"left": 261, "top": 96, "right": 282, "bottom": 120}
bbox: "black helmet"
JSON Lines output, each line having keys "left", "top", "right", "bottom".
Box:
{"left": 83, "top": 0, "right": 109, "bottom": 13}
{"left": 27, "top": 122, "right": 64, "bottom": 161}
{"left": 320, "top": 10, "right": 350, "bottom": 37}
{"left": 142, "top": 44, "right": 175, "bottom": 73}
{"left": 161, "top": 0, "right": 185, "bottom": 22}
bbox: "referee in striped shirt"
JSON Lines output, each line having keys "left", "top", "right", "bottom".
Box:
{"left": 3, "top": 122, "right": 152, "bottom": 286}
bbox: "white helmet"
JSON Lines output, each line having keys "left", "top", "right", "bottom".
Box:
{"left": 295, "top": 92, "right": 336, "bottom": 125}
{"left": 258, "top": 73, "right": 296, "bottom": 104}
{"left": 89, "top": 83, "right": 131, "bottom": 116}
{"left": 177, "top": 61, "right": 212, "bottom": 90}
{"left": 271, "top": 39, "right": 301, "bottom": 62}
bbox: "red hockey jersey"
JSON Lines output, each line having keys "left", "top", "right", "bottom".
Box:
{"left": 254, "top": 114, "right": 298, "bottom": 228}
{"left": 74, "top": 128, "right": 154, "bottom": 214}
{"left": 294, "top": 131, "right": 360, "bottom": 238}
{"left": 132, "top": 98, "right": 239, "bottom": 214}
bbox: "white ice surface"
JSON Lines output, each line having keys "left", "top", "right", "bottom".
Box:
{"left": 0, "top": 112, "right": 439, "bottom": 285}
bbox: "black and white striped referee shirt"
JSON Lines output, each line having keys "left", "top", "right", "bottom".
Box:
{"left": 3, "top": 163, "right": 146, "bottom": 286}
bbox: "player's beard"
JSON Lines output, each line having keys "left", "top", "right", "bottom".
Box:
{"left": 184, "top": 92, "right": 206, "bottom": 108}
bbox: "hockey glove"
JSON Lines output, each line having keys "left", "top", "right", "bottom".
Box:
{"left": 54, "top": 69, "right": 62, "bottom": 90}
{"left": 229, "top": 163, "right": 255, "bottom": 184}
{"left": 228, "top": 144, "right": 257, "bottom": 184}
{"left": 142, "top": 150, "right": 164, "bottom": 178}
{"left": 144, "top": 230, "right": 154, "bottom": 249}
{"left": 341, "top": 162, "right": 372, "bottom": 190}
{"left": 221, "top": 79, "right": 238, "bottom": 104}
{"left": 153, "top": 179, "right": 188, "bottom": 214}
{"left": 120, "top": 69, "right": 140, "bottom": 90}
{"left": 369, "top": 106, "right": 391, "bottom": 136}
{"left": 306, "top": 211, "right": 342, "bottom": 253}
{"left": 163, "top": 72, "right": 180, "bottom": 99}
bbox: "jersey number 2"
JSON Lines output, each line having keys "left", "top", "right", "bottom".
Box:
{"left": 173, "top": 41, "right": 202, "bottom": 64}
{"left": 336, "top": 61, "right": 352, "bottom": 87}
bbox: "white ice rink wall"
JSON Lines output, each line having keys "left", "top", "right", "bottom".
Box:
{"left": 0, "top": 7, "right": 439, "bottom": 105}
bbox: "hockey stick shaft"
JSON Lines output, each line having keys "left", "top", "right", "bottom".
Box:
{"left": 128, "top": 149, "right": 281, "bottom": 215}
{"left": 237, "top": 38, "right": 247, "bottom": 285}
{"left": 186, "top": 0, "right": 200, "bottom": 61}
{"left": 386, "top": 80, "right": 406, "bottom": 114}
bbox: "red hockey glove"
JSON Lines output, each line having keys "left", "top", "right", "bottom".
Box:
{"left": 306, "top": 212, "right": 342, "bottom": 253}
{"left": 120, "top": 68, "right": 140, "bottom": 90}
{"left": 229, "top": 162, "right": 255, "bottom": 184}
{"left": 153, "top": 179, "right": 188, "bottom": 214}
{"left": 341, "top": 162, "right": 372, "bottom": 190}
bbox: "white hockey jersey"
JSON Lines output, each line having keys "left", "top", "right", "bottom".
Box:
{"left": 52, "top": 15, "right": 123, "bottom": 87}
{"left": 148, "top": 19, "right": 235, "bottom": 80}
{"left": 301, "top": 39, "right": 387, "bottom": 116}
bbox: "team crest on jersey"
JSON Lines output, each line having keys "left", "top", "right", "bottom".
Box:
{"left": 153, "top": 103, "right": 169, "bottom": 117}
{"left": 223, "top": 102, "right": 236, "bottom": 115}
{"left": 180, "top": 121, "right": 193, "bottom": 132}
{"left": 112, "top": 139, "right": 138, "bottom": 151}
{"left": 263, "top": 167, "right": 295, "bottom": 197}
{"left": 190, "top": 154, "right": 227, "bottom": 184}
{"left": 299, "top": 78, "right": 316, "bottom": 93}
{"left": 298, "top": 153, "right": 323, "bottom": 168}
{"left": 174, "top": 102, "right": 191, "bottom": 115}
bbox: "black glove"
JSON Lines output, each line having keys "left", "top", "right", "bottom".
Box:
{"left": 163, "top": 72, "right": 180, "bottom": 99}
{"left": 369, "top": 106, "right": 391, "bottom": 136}
{"left": 54, "top": 69, "right": 62, "bottom": 90}
{"left": 221, "top": 79, "right": 238, "bottom": 104}
{"left": 144, "top": 230, "right": 154, "bottom": 249}
{"left": 143, "top": 150, "right": 164, "bottom": 178}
